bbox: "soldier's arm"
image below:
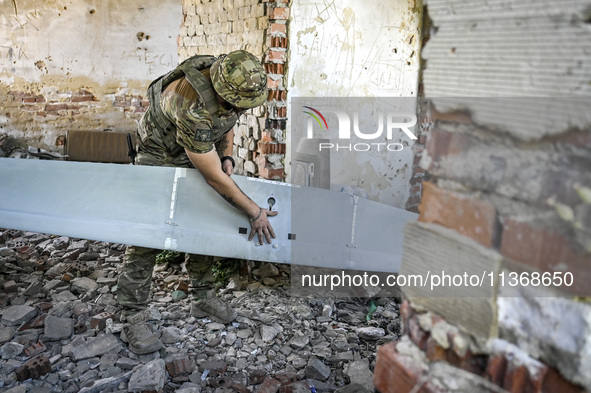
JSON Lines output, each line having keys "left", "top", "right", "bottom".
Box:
{"left": 185, "top": 148, "right": 277, "bottom": 244}
{"left": 219, "top": 130, "right": 234, "bottom": 175}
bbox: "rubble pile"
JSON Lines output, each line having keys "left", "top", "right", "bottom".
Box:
{"left": 0, "top": 229, "right": 401, "bottom": 393}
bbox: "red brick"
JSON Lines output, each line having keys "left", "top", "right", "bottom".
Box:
{"left": 425, "top": 336, "right": 446, "bottom": 361}
{"left": 374, "top": 342, "right": 426, "bottom": 393}
{"left": 542, "top": 367, "right": 586, "bottom": 393}
{"left": 45, "top": 103, "right": 68, "bottom": 111}
{"left": 400, "top": 300, "right": 414, "bottom": 322}
{"left": 265, "top": 62, "right": 285, "bottom": 75}
{"left": 258, "top": 377, "right": 281, "bottom": 393}
{"left": 407, "top": 317, "right": 428, "bottom": 351}
{"left": 418, "top": 182, "right": 498, "bottom": 247}
{"left": 166, "top": 358, "right": 192, "bottom": 377}
{"left": 503, "top": 364, "right": 529, "bottom": 393}
{"left": 267, "top": 77, "right": 282, "bottom": 89}
{"left": 267, "top": 50, "right": 287, "bottom": 63}
{"left": 270, "top": 7, "right": 289, "bottom": 20}
{"left": 113, "top": 100, "right": 130, "bottom": 108}
{"left": 544, "top": 129, "right": 591, "bottom": 150}
{"left": 271, "top": 36, "right": 288, "bottom": 48}
{"left": 486, "top": 354, "right": 508, "bottom": 386}
{"left": 258, "top": 143, "right": 286, "bottom": 155}
{"left": 424, "top": 128, "right": 475, "bottom": 170}
{"left": 261, "top": 131, "right": 274, "bottom": 143}
{"left": 269, "top": 22, "right": 287, "bottom": 36}
{"left": 410, "top": 184, "right": 422, "bottom": 195}
{"left": 16, "top": 355, "right": 51, "bottom": 381}
{"left": 259, "top": 167, "right": 284, "bottom": 180}
{"left": 431, "top": 106, "right": 472, "bottom": 124}
{"left": 500, "top": 218, "right": 591, "bottom": 295}
{"left": 90, "top": 312, "right": 115, "bottom": 331}
{"left": 71, "top": 93, "right": 94, "bottom": 102}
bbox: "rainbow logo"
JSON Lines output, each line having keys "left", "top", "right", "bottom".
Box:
{"left": 302, "top": 106, "right": 328, "bottom": 130}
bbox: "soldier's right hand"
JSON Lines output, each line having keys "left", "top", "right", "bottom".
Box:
{"left": 249, "top": 208, "right": 278, "bottom": 245}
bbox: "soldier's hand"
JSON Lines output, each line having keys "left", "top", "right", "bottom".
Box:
{"left": 249, "top": 208, "right": 278, "bottom": 245}
{"left": 222, "top": 159, "right": 234, "bottom": 176}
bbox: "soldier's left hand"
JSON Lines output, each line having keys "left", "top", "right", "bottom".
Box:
{"left": 222, "top": 159, "right": 234, "bottom": 176}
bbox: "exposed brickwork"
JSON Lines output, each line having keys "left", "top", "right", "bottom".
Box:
{"left": 500, "top": 218, "right": 591, "bottom": 295}
{"left": 7, "top": 89, "right": 146, "bottom": 121}
{"left": 381, "top": 301, "right": 589, "bottom": 393}
{"left": 418, "top": 181, "right": 499, "bottom": 247}
{"left": 179, "top": 0, "right": 289, "bottom": 180}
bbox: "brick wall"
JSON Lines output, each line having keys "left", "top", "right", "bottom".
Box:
{"left": 2, "top": 87, "right": 147, "bottom": 153}
{"left": 178, "top": 0, "right": 289, "bottom": 180}
{"left": 375, "top": 0, "right": 591, "bottom": 392}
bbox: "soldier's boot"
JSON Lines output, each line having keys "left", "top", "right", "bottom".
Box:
{"left": 120, "top": 311, "right": 163, "bottom": 355}
{"left": 190, "top": 297, "right": 237, "bottom": 324}
{"left": 187, "top": 255, "right": 238, "bottom": 324}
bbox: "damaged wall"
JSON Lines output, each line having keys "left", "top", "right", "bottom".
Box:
{"left": 287, "top": 0, "right": 423, "bottom": 207}
{"left": 0, "top": 0, "right": 180, "bottom": 152}
{"left": 375, "top": 0, "right": 591, "bottom": 392}
{"left": 178, "top": 0, "right": 288, "bottom": 180}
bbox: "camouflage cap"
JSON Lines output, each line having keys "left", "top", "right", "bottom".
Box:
{"left": 210, "top": 50, "right": 267, "bottom": 109}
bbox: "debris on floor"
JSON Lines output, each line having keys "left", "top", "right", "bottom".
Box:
{"left": 0, "top": 229, "right": 401, "bottom": 392}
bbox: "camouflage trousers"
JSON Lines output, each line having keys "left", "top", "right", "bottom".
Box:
{"left": 117, "top": 152, "right": 213, "bottom": 311}
{"left": 117, "top": 245, "right": 216, "bottom": 310}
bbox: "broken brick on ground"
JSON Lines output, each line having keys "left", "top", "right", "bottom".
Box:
{"left": 0, "top": 229, "right": 401, "bottom": 392}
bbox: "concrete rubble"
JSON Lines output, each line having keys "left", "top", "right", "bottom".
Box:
{"left": 0, "top": 229, "right": 401, "bottom": 392}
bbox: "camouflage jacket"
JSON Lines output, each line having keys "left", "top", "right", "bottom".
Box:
{"left": 136, "top": 55, "right": 240, "bottom": 167}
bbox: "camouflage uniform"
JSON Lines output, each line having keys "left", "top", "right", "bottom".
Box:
{"left": 117, "top": 51, "right": 267, "bottom": 313}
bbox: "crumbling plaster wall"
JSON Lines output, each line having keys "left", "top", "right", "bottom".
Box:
{"left": 0, "top": 0, "right": 180, "bottom": 152}
{"left": 287, "top": 0, "right": 423, "bottom": 208}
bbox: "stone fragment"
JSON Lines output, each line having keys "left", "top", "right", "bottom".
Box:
{"left": 3, "top": 280, "right": 18, "bottom": 292}
{"left": 274, "top": 371, "right": 298, "bottom": 385}
{"left": 71, "top": 277, "right": 98, "bottom": 293}
{"left": 253, "top": 263, "right": 279, "bottom": 278}
{"left": 1, "top": 341, "right": 24, "bottom": 359}
{"left": 305, "top": 358, "right": 331, "bottom": 381}
{"left": 206, "top": 322, "right": 226, "bottom": 331}
{"left": 44, "top": 315, "right": 73, "bottom": 341}
{"left": 70, "top": 334, "right": 122, "bottom": 361}
{"left": 343, "top": 359, "right": 374, "bottom": 392}
{"left": 279, "top": 381, "right": 309, "bottom": 393}
{"left": 250, "top": 369, "right": 268, "bottom": 385}
{"left": 115, "top": 357, "right": 140, "bottom": 370}
{"left": 96, "top": 276, "right": 118, "bottom": 286}
{"left": 0, "top": 326, "right": 16, "bottom": 344}
{"left": 52, "top": 290, "right": 77, "bottom": 302}
{"left": 355, "top": 327, "right": 385, "bottom": 341}
{"left": 128, "top": 359, "right": 166, "bottom": 393}
{"left": 289, "top": 332, "right": 309, "bottom": 349}
{"left": 1, "top": 305, "right": 37, "bottom": 326}
{"left": 161, "top": 326, "right": 184, "bottom": 344}
{"left": 78, "top": 372, "right": 133, "bottom": 393}
{"left": 261, "top": 325, "right": 279, "bottom": 342}
{"left": 334, "top": 383, "right": 372, "bottom": 393}
{"left": 307, "top": 380, "right": 338, "bottom": 392}
{"left": 2, "top": 386, "right": 27, "bottom": 393}
{"left": 257, "top": 377, "right": 281, "bottom": 393}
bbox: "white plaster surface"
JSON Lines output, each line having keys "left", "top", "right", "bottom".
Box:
{"left": 286, "top": 0, "right": 423, "bottom": 207}
{"left": 0, "top": 0, "right": 180, "bottom": 84}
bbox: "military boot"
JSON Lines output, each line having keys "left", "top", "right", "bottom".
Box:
{"left": 191, "top": 297, "right": 237, "bottom": 324}
{"left": 120, "top": 311, "right": 163, "bottom": 354}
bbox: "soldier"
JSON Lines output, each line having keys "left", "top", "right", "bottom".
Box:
{"left": 117, "top": 50, "right": 277, "bottom": 354}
